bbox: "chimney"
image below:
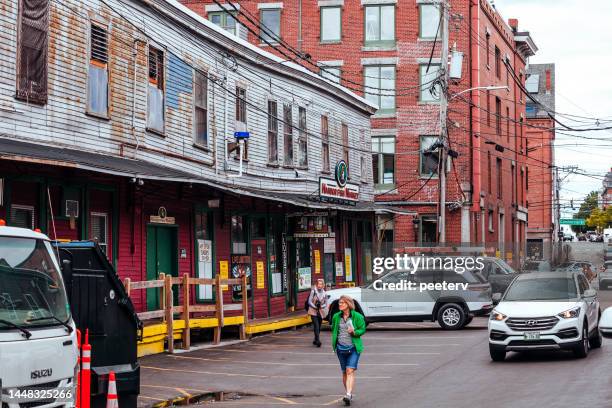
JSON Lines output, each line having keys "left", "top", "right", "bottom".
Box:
{"left": 545, "top": 69, "right": 552, "bottom": 94}
{"left": 508, "top": 18, "right": 519, "bottom": 32}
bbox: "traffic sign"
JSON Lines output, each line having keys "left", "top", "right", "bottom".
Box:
{"left": 560, "top": 218, "right": 585, "bottom": 226}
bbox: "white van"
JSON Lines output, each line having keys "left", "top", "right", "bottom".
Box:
{"left": 0, "top": 225, "right": 78, "bottom": 407}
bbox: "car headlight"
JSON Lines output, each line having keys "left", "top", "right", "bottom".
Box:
{"left": 490, "top": 310, "right": 507, "bottom": 321}
{"left": 558, "top": 307, "right": 581, "bottom": 319}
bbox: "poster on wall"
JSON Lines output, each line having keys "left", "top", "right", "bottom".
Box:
{"left": 335, "top": 261, "right": 344, "bottom": 277}
{"left": 314, "top": 250, "right": 321, "bottom": 274}
{"left": 344, "top": 248, "right": 353, "bottom": 282}
{"left": 219, "top": 260, "right": 229, "bottom": 291}
{"left": 298, "top": 267, "right": 312, "bottom": 290}
{"left": 196, "top": 240, "right": 213, "bottom": 300}
{"left": 323, "top": 238, "right": 336, "bottom": 253}
{"left": 272, "top": 273, "right": 282, "bottom": 294}
{"left": 256, "top": 261, "right": 265, "bottom": 289}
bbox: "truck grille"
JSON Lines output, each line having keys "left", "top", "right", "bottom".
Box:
{"left": 506, "top": 316, "right": 559, "bottom": 332}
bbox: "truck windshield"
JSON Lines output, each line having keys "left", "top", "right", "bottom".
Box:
{"left": 0, "top": 237, "right": 70, "bottom": 329}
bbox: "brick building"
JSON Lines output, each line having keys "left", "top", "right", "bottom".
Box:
{"left": 524, "top": 63, "right": 557, "bottom": 260}
{"left": 183, "top": 0, "right": 537, "bottom": 265}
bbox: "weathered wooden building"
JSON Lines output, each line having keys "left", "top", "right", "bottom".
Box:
{"left": 0, "top": 0, "right": 394, "bottom": 318}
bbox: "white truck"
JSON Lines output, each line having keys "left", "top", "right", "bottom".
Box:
{"left": 0, "top": 224, "right": 78, "bottom": 407}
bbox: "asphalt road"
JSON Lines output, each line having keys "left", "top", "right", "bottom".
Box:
{"left": 137, "top": 242, "right": 612, "bottom": 408}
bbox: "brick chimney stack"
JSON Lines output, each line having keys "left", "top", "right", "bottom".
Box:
{"left": 545, "top": 69, "right": 552, "bottom": 94}
{"left": 508, "top": 18, "right": 519, "bottom": 32}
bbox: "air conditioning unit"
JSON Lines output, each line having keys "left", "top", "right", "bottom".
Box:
{"left": 65, "top": 200, "right": 79, "bottom": 218}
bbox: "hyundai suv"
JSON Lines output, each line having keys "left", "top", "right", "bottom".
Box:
{"left": 488, "top": 272, "right": 601, "bottom": 361}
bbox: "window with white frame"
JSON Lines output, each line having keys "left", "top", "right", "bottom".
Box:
{"left": 298, "top": 107, "right": 308, "bottom": 167}
{"left": 321, "top": 115, "right": 330, "bottom": 172}
{"left": 419, "top": 3, "right": 440, "bottom": 39}
{"left": 364, "top": 4, "right": 395, "bottom": 45}
{"left": 194, "top": 70, "right": 208, "bottom": 146}
{"left": 420, "top": 135, "right": 439, "bottom": 176}
{"left": 320, "top": 6, "right": 341, "bottom": 42}
{"left": 268, "top": 100, "right": 278, "bottom": 163}
{"left": 364, "top": 65, "right": 395, "bottom": 113}
{"left": 90, "top": 212, "right": 108, "bottom": 255}
{"left": 260, "top": 8, "right": 281, "bottom": 43}
{"left": 372, "top": 136, "right": 395, "bottom": 187}
{"left": 209, "top": 11, "right": 237, "bottom": 35}
{"left": 419, "top": 63, "right": 441, "bottom": 102}
{"left": 88, "top": 22, "right": 108, "bottom": 117}
{"left": 320, "top": 66, "right": 341, "bottom": 83}
{"left": 147, "top": 46, "right": 165, "bottom": 133}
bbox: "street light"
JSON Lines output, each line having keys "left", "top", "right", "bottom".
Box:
{"left": 449, "top": 85, "right": 509, "bottom": 100}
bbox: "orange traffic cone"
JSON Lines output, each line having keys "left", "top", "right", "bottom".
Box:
{"left": 106, "top": 371, "right": 118, "bottom": 408}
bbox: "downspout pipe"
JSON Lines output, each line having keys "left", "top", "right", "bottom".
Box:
{"left": 470, "top": 0, "right": 481, "bottom": 217}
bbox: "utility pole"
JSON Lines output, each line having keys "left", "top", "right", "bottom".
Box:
{"left": 437, "top": 0, "right": 450, "bottom": 243}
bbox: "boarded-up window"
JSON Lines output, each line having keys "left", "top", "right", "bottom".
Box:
{"left": 194, "top": 71, "right": 208, "bottom": 146}
{"left": 10, "top": 205, "right": 35, "bottom": 229}
{"left": 342, "top": 123, "right": 349, "bottom": 175}
{"left": 147, "top": 46, "right": 165, "bottom": 133}
{"left": 283, "top": 104, "right": 293, "bottom": 166}
{"left": 298, "top": 107, "right": 308, "bottom": 167}
{"left": 16, "top": 0, "right": 49, "bottom": 104}
{"left": 268, "top": 100, "right": 278, "bottom": 163}
{"left": 88, "top": 23, "right": 109, "bottom": 117}
{"left": 235, "top": 86, "right": 247, "bottom": 159}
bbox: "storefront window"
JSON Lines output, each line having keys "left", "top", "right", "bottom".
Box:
{"left": 296, "top": 238, "right": 312, "bottom": 291}
{"left": 231, "top": 215, "right": 248, "bottom": 254}
{"left": 269, "top": 217, "right": 286, "bottom": 295}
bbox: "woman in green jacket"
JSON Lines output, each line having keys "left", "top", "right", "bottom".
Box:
{"left": 331, "top": 295, "right": 366, "bottom": 406}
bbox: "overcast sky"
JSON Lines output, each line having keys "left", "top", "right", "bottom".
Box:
{"left": 494, "top": 0, "right": 612, "bottom": 216}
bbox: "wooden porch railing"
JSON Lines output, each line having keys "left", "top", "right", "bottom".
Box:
{"left": 124, "top": 273, "right": 248, "bottom": 352}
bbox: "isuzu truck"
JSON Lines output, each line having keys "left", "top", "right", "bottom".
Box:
{"left": 0, "top": 223, "right": 78, "bottom": 407}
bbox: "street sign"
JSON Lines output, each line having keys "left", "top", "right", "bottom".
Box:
{"left": 234, "top": 131, "right": 250, "bottom": 139}
{"left": 560, "top": 218, "right": 585, "bottom": 226}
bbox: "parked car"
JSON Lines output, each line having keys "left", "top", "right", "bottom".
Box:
{"left": 605, "top": 248, "right": 612, "bottom": 262}
{"left": 326, "top": 268, "right": 493, "bottom": 330}
{"left": 598, "top": 266, "right": 612, "bottom": 290}
{"left": 577, "top": 234, "right": 587, "bottom": 241}
{"left": 478, "top": 257, "right": 519, "bottom": 294}
{"left": 488, "top": 271, "right": 601, "bottom": 361}
{"left": 522, "top": 260, "right": 553, "bottom": 272}
{"left": 563, "top": 233, "right": 574, "bottom": 242}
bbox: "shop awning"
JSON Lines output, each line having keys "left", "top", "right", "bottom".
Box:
{"left": 0, "top": 137, "right": 413, "bottom": 214}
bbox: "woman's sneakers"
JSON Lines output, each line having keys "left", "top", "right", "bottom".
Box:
{"left": 313, "top": 340, "right": 322, "bottom": 347}
{"left": 343, "top": 393, "right": 352, "bottom": 406}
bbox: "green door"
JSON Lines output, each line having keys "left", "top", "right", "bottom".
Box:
{"left": 146, "top": 225, "right": 178, "bottom": 311}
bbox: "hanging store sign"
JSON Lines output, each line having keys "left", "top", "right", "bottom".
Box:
{"left": 319, "top": 178, "right": 360, "bottom": 205}
{"left": 150, "top": 206, "right": 175, "bottom": 224}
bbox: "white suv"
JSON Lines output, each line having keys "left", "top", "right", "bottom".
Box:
{"left": 488, "top": 271, "right": 601, "bottom": 361}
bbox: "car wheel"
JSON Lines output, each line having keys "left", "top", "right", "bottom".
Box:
{"left": 590, "top": 314, "right": 603, "bottom": 349}
{"left": 437, "top": 303, "right": 466, "bottom": 330}
{"left": 573, "top": 324, "right": 590, "bottom": 358}
{"left": 489, "top": 344, "right": 506, "bottom": 362}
